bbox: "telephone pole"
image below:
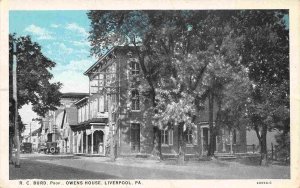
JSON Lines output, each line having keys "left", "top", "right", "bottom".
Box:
{"left": 13, "top": 41, "right": 20, "bottom": 168}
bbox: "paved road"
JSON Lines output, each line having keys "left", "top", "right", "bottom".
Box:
{"left": 9, "top": 158, "right": 118, "bottom": 180}
{"left": 9, "top": 153, "right": 290, "bottom": 179}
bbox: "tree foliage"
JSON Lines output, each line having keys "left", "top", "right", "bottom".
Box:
{"left": 9, "top": 34, "right": 62, "bottom": 122}
{"left": 236, "top": 11, "right": 289, "bottom": 164}
{"left": 87, "top": 10, "right": 289, "bottom": 163}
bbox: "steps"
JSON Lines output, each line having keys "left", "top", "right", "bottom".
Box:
{"left": 214, "top": 153, "right": 237, "bottom": 160}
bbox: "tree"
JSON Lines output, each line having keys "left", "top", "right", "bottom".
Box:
{"left": 9, "top": 34, "right": 62, "bottom": 161}
{"left": 87, "top": 10, "right": 246, "bottom": 161}
{"left": 87, "top": 10, "right": 289, "bottom": 165}
{"left": 237, "top": 10, "right": 289, "bottom": 165}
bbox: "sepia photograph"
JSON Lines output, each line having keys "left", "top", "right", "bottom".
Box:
{"left": 7, "top": 9, "right": 291, "bottom": 181}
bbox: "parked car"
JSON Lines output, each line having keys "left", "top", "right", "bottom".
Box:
{"left": 44, "top": 142, "right": 59, "bottom": 154}
{"left": 38, "top": 143, "right": 47, "bottom": 153}
{"left": 21, "top": 142, "right": 32, "bottom": 153}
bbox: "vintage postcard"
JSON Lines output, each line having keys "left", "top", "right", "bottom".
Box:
{"left": 0, "top": 0, "right": 299, "bottom": 187}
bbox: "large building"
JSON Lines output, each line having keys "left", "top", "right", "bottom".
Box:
{"left": 65, "top": 46, "right": 249, "bottom": 158}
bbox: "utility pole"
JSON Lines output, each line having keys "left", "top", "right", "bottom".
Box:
{"left": 13, "top": 41, "right": 20, "bottom": 168}
{"left": 30, "top": 122, "right": 32, "bottom": 143}
{"left": 108, "top": 94, "right": 115, "bottom": 161}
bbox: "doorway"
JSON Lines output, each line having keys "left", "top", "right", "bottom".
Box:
{"left": 131, "top": 123, "right": 140, "bottom": 152}
{"left": 93, "top": 130, "right": 104, "bottom": 155}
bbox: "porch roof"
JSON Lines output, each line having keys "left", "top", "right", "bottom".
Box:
{"left": 70, "top": 118, "right": 108, "bottom": 131}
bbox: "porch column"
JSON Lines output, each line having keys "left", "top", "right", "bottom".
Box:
{"left": 75, "top": 131, "right": 77, "bottom": 153}
{"left": 81, "top": 130, "right": 83, "bottom": 153}
{"left": 91, "top": 126, "right": 94, "bottom": 154}
{"left": 200, "top": 127, "right": 204, "bottom": 155}
{"left": 76, "top": 131, "right": 78, "bottom": 153}
{"left": 222, "top": 129, "right": 226, "bottom": 152}
{"left": 215, "top": 136, "right": 218, "bottom": 153}
{"left": 86, "top": 130, "right": 88, "bottom": 154}
{"left": 230, "top": 130, "right": 233, "bottom": 154}
{"left": 103, "top": 131, "right": 106, "bottom": 155}
{"left": 72, "top": 131, "right": 75, "bottom": 154}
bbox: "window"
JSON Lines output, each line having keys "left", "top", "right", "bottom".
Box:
{"left": 130, "top": 61, "right": 140, "bottom": 75}
{"left": 104, "top": 95, "right": 108, "bottom": 112}
{"left": 111, "top": 64, "right": 116, "bottom": 83}
{"left": 161, "top": 130, "right": 168, "bottom": 145}
{"left": 186, "top": 128, "right": 193, "bottom": 144}
{"left": 169, "top": 130, "right": 173, "bottom": 145}
{"left": 161, "top": 129, "right": 173, "bottom": 145}
{"left": 90, "top": 76, "right": 99, "bottom": 94}
{"left": 106, "top": 68, "right": 111, "bottom": 85}
{"left": 78, "top": 108, "right": 81, "bottom": 123}
{"left": 99, "top": 96, "right": 104, "bottom": 112}
{"left": 131, "top": 90, "right": 140, "bottom": 111}
{"left": 99, "top": 74, "right": 104, "bottom": 88}
{"left": 233, "top": 129, "right": 237, "bottom": 144}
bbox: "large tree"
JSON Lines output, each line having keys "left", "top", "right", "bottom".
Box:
{"left": 9, "top": 34, "right": 62, "bottom": 161}
{"left": 237, "top": 10, "right": 289, "bottom": 165}
{"left": 87, "top": 10, "right": 244, "bottom": 159}
{"left": 87, "top": 10, "right": 289, "bottom": 164}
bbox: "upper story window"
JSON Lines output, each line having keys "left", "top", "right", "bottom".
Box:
{"left": 106, "top": 67, "right": 111, "bottom": 85}
{"left": 99, "top": 74, "right": 104, "bottom": 87}
{"left": 130, "top": 61, "right": 140, "bottom": 75}
{"left": 98, "top": 96, "right": 104, "bottom": 113}
{"left": 131, "top": 90, "right": 140, "bottom": 111}
{"left": 90, "top": 75, "right": 99, "bottom": 94}
{"left": 104, "top": 94, "right": 109, "bottom": 112}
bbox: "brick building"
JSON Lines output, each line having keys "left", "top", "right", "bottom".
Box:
{"left": 68, "top": 46, "right": 248, "bottom": 158}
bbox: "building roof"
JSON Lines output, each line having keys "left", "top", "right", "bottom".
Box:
{"left": 61, "top": 92, "right": 89, "bottom": 98}
{"left": 84, "top": 47, "right": 116, "bottom": 76}
{"left": 84, "top": 45, "right": 138, "bottom": 76}
{"left": 74, "top": 96, "right": 89, "bottom": 106}
{"left": 31, "top": 127, "right": 42, "bottom": 136}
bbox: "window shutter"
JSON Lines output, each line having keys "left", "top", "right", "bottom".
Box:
{"left": 236, "top": 129, "right": 240, "bottom": 144}
{"left": 99, "top": 96, "right": 104, "bottom": 113}
{"left": 169, "top": 130, "right": 173, "bottom": 145}
{"left": 193, "top": 128, "right": 198, "bottom": 145}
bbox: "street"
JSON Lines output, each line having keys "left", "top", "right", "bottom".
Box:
{"left": 9, "top": 153, "right": 290, "bottom": 179}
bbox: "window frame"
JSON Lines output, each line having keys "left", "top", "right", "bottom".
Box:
{"left": 130, "top": 89, "right": 140, "bottom": 111}
{"left": 130, "top": 61, "right": 140, "bottom": 76}
{"left": 161, "top": 129, "right": 173, "bottom": 146}
{"left": 186, "top": 128, "right": 193, "bottom": 146}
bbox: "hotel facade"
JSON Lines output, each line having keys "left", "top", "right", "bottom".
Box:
{"left": 42, "top": 46, "right": 251, "bottom": 158}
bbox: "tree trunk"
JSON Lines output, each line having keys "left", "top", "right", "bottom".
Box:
{"left": 151, "top": 126, "right": 162, "bottom": 159}
{"left": 260, "top": 129, "right": 268, "bottom": 166}
{"left": 9, "top": 131, "right": 13, "bottom": 164}
{"left": 149, "top": 88, "right": 162, "bottom": 159}
{"left": 254, "top": 125, "right": 268, "bottom": 166}
{"left": 177, "top": 123, "right": 185, "bottom": 164}
{"left": 110, "top": 132, "right": 116, "bottom": 161}
{"left": 208, "top": 91, "right": 215, "bottom": 157}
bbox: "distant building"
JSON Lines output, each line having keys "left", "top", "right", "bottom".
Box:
{"left": 41, "top": 93, "right": 88, "bottom": 152}
{"left": 30, "top": 127, "right": 41, "bottom": 151}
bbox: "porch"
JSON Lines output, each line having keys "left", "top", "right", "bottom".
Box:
{"left": 71, "top": 122, "right": 109, "bottom": 156}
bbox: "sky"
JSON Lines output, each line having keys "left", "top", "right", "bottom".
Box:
{"left": 10, "top": 10, "right": 96, "bottom": 127}
{"left": 9, "top": 10, "right": 289, "bottom": 132}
